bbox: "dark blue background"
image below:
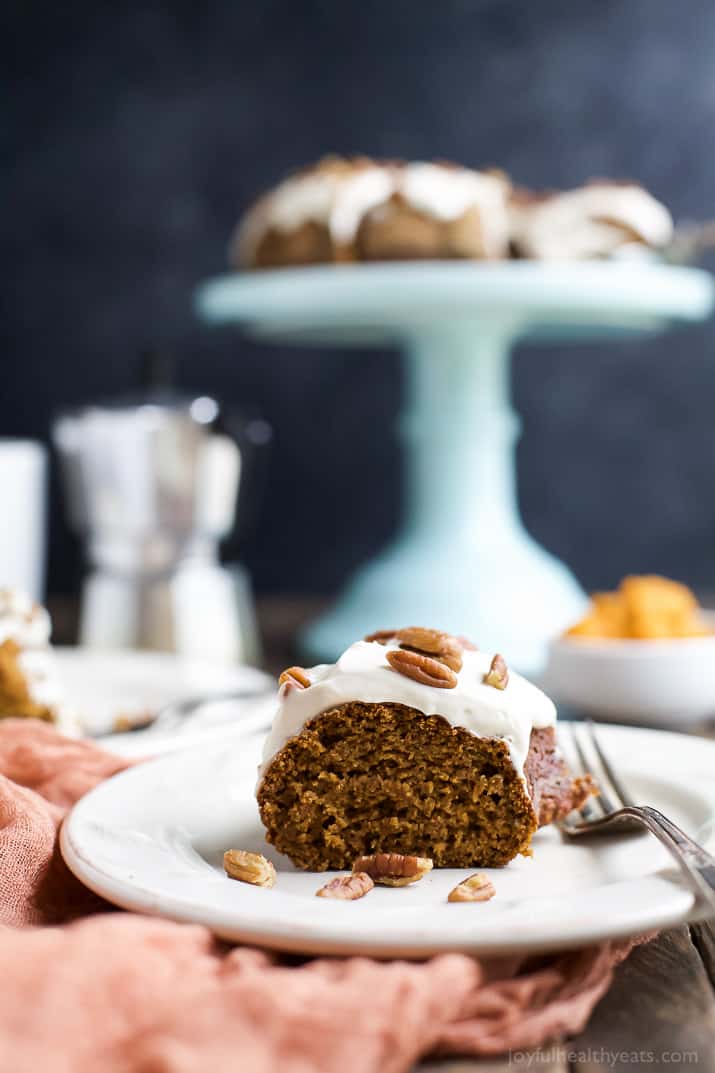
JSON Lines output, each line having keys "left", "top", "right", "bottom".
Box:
{"left": 4, "top": 0, "right": 715, "bottom": 597}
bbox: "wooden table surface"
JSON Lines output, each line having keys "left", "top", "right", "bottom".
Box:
{"left": 422, "top": 924, "right": 715, "bottom": 1072}
{"left": 49, "top": 594, "right": 715, "bottom": 1072}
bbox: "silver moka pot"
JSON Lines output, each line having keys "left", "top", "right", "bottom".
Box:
{"left": 53, "top": 361, "right": 263, "bottom": 663}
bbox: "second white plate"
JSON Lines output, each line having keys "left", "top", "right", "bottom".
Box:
{"left": 54, "top": 647, "right": 275, "bottom": 755}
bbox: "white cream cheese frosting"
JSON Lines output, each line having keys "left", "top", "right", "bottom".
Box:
{"left": 258, "top": 639, "right": 556, "bottom": 787}
{"left": 510, "top": 182, "right": 673, "bottom": 260}
{"left": 397, "top": 163, "right": 511, "bottom": 256}
{"left": 0, "top": 588, "right": 51, "bottom": 647}
{"left": 399, "top": 164, "right": 508, "bottom": 221}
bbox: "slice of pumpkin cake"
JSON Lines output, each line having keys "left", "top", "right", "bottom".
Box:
{"left": 256, "top": 628, "right": 593, "bottom": 870}
{"left": 0, "top": 588, "right": 78, "bottom": 733}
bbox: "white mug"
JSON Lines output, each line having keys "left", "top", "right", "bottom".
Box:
{"left": 0, "top": 440, "right": 47, "bottom": 600}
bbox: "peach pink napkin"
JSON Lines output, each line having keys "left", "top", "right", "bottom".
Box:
{"left": 0, "top": 720, "right": 643, "bottom": 1073}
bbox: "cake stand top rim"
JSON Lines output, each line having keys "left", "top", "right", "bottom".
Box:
{"left": 196, "top": 261, "right": 714, "bottom": 343}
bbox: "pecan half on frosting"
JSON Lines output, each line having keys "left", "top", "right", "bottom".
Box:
{"left": 386, "top": 647, "right": 458, "bottom": 689}
{"left": 395, "top": 627, "right": 463, "bottom": 672}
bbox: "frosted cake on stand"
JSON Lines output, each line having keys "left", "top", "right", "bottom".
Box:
{"left": 198, "top": 157, "right": 713, "bottom": 672}
{"left": 231, "top": 157, "right": 513, "bottom": 268}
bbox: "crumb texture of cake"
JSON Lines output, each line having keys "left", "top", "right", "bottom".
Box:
{"left": 256, "top": 633, "right": 588, "bottom": 871}
{"left": 258, "top": 701, "right": 538, "bottom": 870}
{"left": 524, "top": 725, "right": 595, "bottom": 826}
{"left": 0, "top": 589, "right": 76, "bottom": 732}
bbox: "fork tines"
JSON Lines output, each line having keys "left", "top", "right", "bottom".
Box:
{"left": 559, "top": 720, "right": 637, "bottom": 822}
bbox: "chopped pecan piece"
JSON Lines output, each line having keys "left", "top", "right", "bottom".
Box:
{"left": 484, "top": 653, "right": 509, "bottom": 690}
{"left": 352, "top": 852, "right": 433, "bottom": 887}
{"left": 363, "top": 628, "right": 398, "bottom": 644}
{"left": 224, "top": 849, "right": 276, "bottom": 888}
{"left": 395, "top": 627, "right": 463, "bottom": 672}
{"left": 387, "top": 648, "right": 458, "bottom": 689}
{"left": 316, "top": 872, "right": 375, "bottom": 900}
{"left": 448, "top": 873, "right": 496, "bottom": 903}
{"left": 278, "top": 665, "right": 311, "bottom": 690}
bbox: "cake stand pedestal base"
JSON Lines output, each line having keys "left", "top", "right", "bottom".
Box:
{"left": 301, "top": 322, "right": 586, "bottom": 675}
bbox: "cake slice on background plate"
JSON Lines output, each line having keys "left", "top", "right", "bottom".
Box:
{"left": 0, "top": 588, "right": 78, "bottom": 734}
{"left": 256, "top": 627, "right": 594, "bottom": 871}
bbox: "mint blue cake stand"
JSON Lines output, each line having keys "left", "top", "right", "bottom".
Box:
{"left": 197, "top": 262, "right": 713, "bottom": 676}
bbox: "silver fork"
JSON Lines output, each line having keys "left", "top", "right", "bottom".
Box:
{"left": 559, "top": 720, "right": 715, "bottom": 917}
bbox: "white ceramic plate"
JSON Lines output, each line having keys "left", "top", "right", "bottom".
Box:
{"left": 61, "top": 723, "right": 715, "bottom": 958}
{"left": 54, "top": 647, "right": 275, "bottom": 756}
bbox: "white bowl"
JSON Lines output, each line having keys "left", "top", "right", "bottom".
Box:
{"left": 543, "top": 621, "right": 715, "bottom": 728}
